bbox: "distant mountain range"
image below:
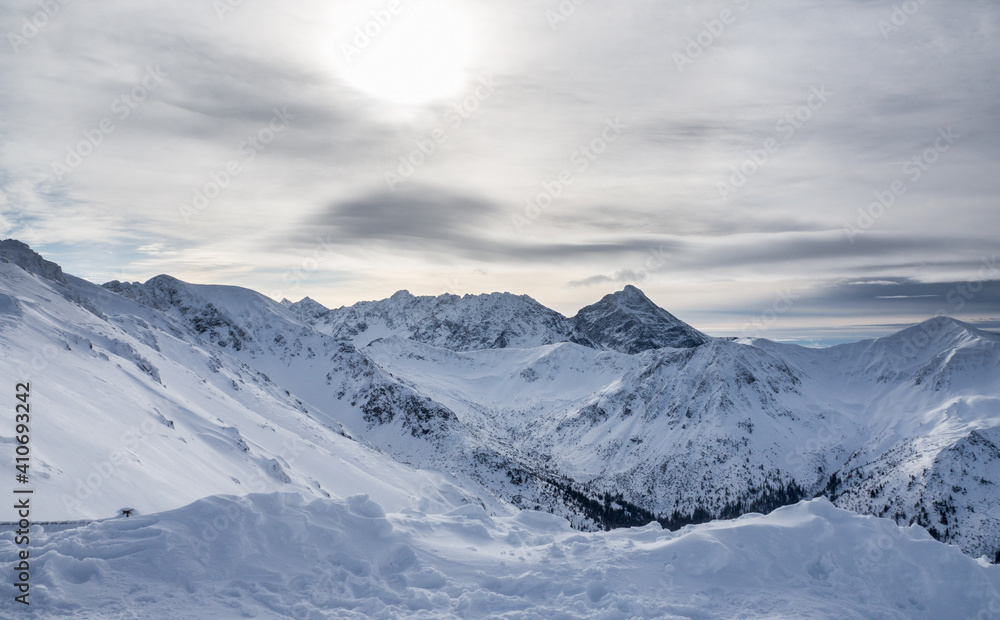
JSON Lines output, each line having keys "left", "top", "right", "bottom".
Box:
{"left": 1, "top": 239, "right": 998, "bottom": 562}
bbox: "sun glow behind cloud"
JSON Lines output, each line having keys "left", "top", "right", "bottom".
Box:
{"left": 331, "top": 0, "right": 478, "bottom": 105}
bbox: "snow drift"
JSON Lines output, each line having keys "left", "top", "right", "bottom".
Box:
{"left": 2, "top": 492, "right": 997, "bottom": 619}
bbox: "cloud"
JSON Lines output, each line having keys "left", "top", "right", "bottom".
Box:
{"left": 567, "top": 274, "right": 614, "bottom": 287}
{"left": 0, "top": 0, "right": 997, "bottom": 340}
{"left": 874, "top": 295, "right": 940, "bottom": 299}
{"left": 306, "top": 185, "right": 499, "bottom": 245}
{"left": 568, "top": 269, "right": 650, "bottom": 287}
{"left": 283, "top": 184, "right": 686, "bottom": 264}
{"left": 806, "top": 279, "right": 1000, "bottom": 316}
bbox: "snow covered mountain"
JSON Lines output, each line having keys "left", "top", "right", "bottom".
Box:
{"left": 572, "top": 284, "right": 709, "bottom": 352}
{"left": 0, "top": 239, "right": 67, "bottom": 285}
{"left": 2, "top": 239, "right": 998, "bottom": 573}
{"left": 283, "top": 284, "right": 706, "bottom": 354}
{"left": 284, "top": 289, "right": 595, "bottom": 351}
{"left": 361, "top": 317, "right": 1000, "bottom": 559}
{"left": 98, "top": 274, "right": 608, "bottom": 524}
{"left": 0, "top": 249, "right": 499, "bottom": 522}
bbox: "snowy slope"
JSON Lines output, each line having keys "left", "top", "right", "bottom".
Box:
{"left": 102, "top": 272, "right": 604, "bottom": 526}
{"left": 363, "top": 336, "right": 850, "bottom": 526}
{"left": 0, "top": 239, "right": 67, "bottom": 285}
{"left": 0, "top": 255, "right": 496, "bottom": 521}
{"left": 1, "top": 493, "right": 997, "bottom": 619}
{"left": 770, "top": 318, "right": 1000, "bottom": 559}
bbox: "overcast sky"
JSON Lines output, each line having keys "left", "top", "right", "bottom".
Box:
{"left": 1, "top": 0, "right": 997, "bottom": 344}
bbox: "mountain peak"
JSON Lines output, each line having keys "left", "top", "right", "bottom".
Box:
{"left": 886, "top": 316, "right": 998, "bottom": 352}
{"left": 608, "top": 284, "right": 655, "bottom": 306}
{"left": 295, "top": 296, "right": 326, "bottom": 309}
{"left": 914, "top": 316, "right": 975, "bottom": 332}
{"left": 0, "top": 238, "right": 68, "bottom": 285}
{"left": 573, "top": 286, "right": 709, "bottom": 353}
{"left": 286, "top": 296, "right": 330, "bottom": 319}
{"left": 297, "top": 288, "right": 585, "bottom": 351}
{"left": 145, "top": 274, "right": 182, "bottom": 287}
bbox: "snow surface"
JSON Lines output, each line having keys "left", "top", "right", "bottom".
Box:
{"left": 2, "top": 493, "right": 998, "bottom": 619}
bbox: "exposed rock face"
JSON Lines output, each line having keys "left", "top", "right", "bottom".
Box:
{"left": 0, "top": 239, "right": 68, "bottom": 284}
{"left": 572, "top": 285, "right": 709, "bottom": 353}
{"left": 288, "top": 289, "right": 596, "bottom": 352}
